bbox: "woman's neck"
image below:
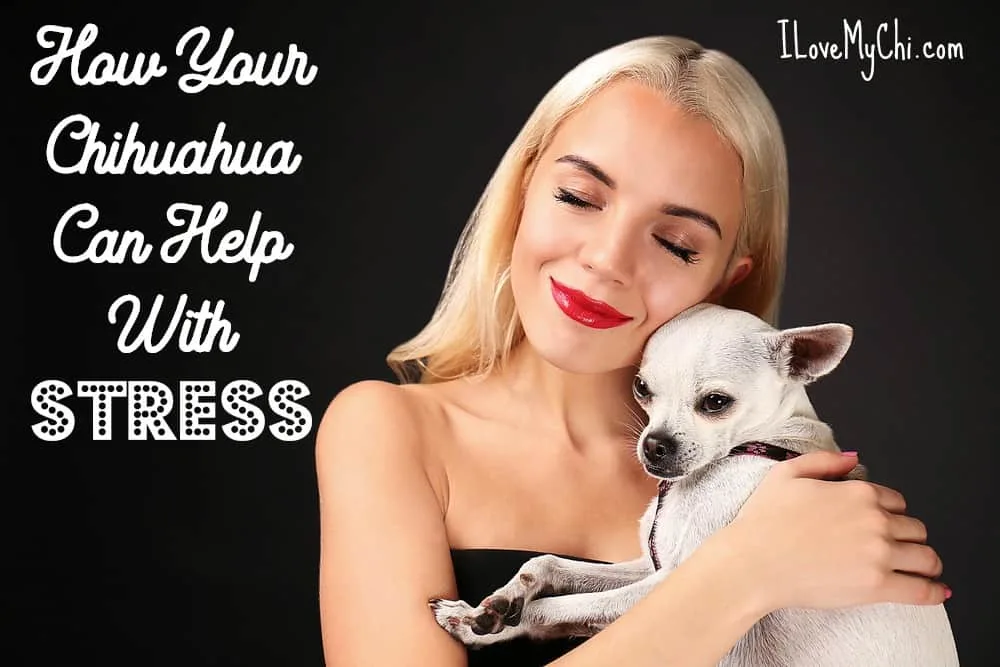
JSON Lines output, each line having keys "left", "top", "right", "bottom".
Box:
{"left": 477, "top": 340, "right": 645, "bottom": 451}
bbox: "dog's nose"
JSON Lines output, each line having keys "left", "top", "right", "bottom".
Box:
{"left": 642, "top": 430, "right": 678, "bottom": 464}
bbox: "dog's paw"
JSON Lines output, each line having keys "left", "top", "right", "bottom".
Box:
{"left": 477, "top": 592, "right": 526, "bottom": 629}
{"left": 475, "top": 560, "right": 556, "bottom": 626}
{"left": 429, "top": 598, "right": 522, "bottom": 648}
{"left": 430, "top": 598, "right": 475, "bottom": 637}
{"left": 429, "top": 596, "right": 517, "bottom": 635}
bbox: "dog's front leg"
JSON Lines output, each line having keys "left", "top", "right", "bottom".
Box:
{"left": 435, "top": 569, "right": 667, "bottom": 648}
{"left": 497, "top": 553, "right": 653, "bottom": 604}
{"left": 432, "top": 556, "right": 652, "bottom": 645}
{"left": 513, "top": 569, "right": 668, "bottom": 640}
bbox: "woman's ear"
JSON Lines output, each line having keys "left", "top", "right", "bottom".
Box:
{"left": 708, "top": 255, "right": 753, "bottom": 301}
{"left": 727, "top": 256, "right": 753, "bottom": 288}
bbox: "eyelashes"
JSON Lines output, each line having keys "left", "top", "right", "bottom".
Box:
{"left": 553, "top": 187, "right": 700, "bottom": 265}
{"left": 654, "top": 236, "right": 698, "bottom": 264}
{"left": 554, "top": 187, "right": 594, "bottom": 209}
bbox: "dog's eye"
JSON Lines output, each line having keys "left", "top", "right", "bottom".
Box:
{"left": 632, "top": 375, "right": 652, "bottom": 402}
{"left": 699, "top": 393, "right": 733, "bottom": 414}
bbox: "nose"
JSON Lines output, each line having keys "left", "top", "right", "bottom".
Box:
{"left": 578, "top": 219, "right": 633, "bottom": 286}
{"left": 642, "top": 430, "right": 678, "bottom": 464}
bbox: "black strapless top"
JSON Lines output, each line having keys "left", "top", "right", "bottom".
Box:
{"left": 449, "top": 548, "right": 609, "bottom": 666}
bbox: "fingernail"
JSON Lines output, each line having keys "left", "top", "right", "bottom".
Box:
{"left": 944, "top": 586, "right": 952, "bottom": 600}
{"left": 841, "top": 451, "right": 858, "bottom": 457}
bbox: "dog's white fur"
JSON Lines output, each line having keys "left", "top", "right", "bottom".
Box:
{"left": 432, "top": 303, "right": 960, "bottom": 666}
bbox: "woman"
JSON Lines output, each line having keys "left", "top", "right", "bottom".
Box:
{"left": 316, "top": 36, "right": 948, "bottom": 666}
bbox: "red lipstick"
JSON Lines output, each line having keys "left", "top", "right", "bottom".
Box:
{"left": 550, "top": 278, "right": 633, "bottom": 329}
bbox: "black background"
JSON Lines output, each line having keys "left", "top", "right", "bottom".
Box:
{"left": 9, "top": 1, "right": 997, "bottom": 665}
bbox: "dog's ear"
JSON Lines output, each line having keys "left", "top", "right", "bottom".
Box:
{"left": 767, "top": 323, "right": 854, "bottom": 383}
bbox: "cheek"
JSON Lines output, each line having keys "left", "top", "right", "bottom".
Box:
{"left": 639, "top": 272, "right": 718, "bottom": 330}
{"left": 511, "top": 199, "right": 577, "bottom": 273}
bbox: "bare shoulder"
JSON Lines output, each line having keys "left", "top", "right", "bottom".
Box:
{"left": 315, "top": 379, "right": 466, "bottom": 664}
{"left": 316, "top": 379, "right": 447, "bottom": 470}
{"left": 320, "top": 379, "right": 422, "bottom": 427}
{"left": 316, "top": 378, "right": 447, "bottom": 506}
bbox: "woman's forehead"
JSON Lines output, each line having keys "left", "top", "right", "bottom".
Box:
{"left": 539, "top": 80, "right": 744, "bottom": 231}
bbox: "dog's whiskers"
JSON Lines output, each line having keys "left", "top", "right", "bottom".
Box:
{"left": 612, "top": 428, "right": 639, "bottom": 453}
{"left": 615, "top": 403, "right": 647, "bottom": 453}
{"left": 624, "top": 404, "right": 646, "bottom": 434}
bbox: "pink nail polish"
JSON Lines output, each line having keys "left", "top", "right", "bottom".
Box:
{"left": 841, "top": 451, "right": 858, "bottom": 456}
{"left": 944, "top": 586, "right": 952, "bottom": 600}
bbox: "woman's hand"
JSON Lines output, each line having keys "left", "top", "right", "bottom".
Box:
{"left": 722, "top": 450, "right": 949, "bottom": 613}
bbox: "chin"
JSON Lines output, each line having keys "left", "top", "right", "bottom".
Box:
{"left": 639, "top": 452, "right": 717, "bottom": 481}
{"left": 521, "top": 316, "right": 636, "bottom": 374}
{"left": 510, "top": 268, "right": 644, "bottom": 373}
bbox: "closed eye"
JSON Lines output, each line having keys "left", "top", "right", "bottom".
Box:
{"left": 554, "top": 187, "right": 598, "bottom": 210}
{"left": 555, "top": 187, "right": 698, "bottom": 264}
{"left": 654, "top": 236, "right": 698, "bottom": 265}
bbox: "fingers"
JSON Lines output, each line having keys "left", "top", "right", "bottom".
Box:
{"left": 779, "top": 452, "right": 907, "bottom": 510}
{"left": 777, "top": 450, "right": 861, "bottom": 480}
{"left": 888, "top": 513, "right": 928, "bottom": 543}
{"left": 867, "top": 483, "right": 907, "bottom": 514}
{"left": 890, "top": 541, "right": 943, "bottom": 579}
{"left": 878, "top": 570, "right": 951, "bottom": 606}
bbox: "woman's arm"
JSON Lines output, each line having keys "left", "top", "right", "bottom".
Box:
{"left": 544, "top": 528, "right": 769, "bottom": 667}
{"left": 316, "top": 381, "right": 467, "bottom": 666}
{"left": 544, "top": 450, "right": 949, "bottom": 667}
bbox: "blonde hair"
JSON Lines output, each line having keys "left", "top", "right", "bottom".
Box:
{"left": 387, "top": 36, "right": 789, "bottom": 384}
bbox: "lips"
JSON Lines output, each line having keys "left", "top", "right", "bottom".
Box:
{"left": 549, "top": 277, "right": 633, "bottom": 329}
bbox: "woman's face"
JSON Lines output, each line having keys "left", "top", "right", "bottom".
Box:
{"left": 510, "top": 78, "right": 752, "bottom": 373}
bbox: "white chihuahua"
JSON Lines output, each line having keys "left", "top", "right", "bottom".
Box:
{"left": 432, "top": 303, "right": 960, "bottom": 666}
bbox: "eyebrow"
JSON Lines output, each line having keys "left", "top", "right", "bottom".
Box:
{"left": 554, "top": 153, "right": 723, "bottom": 238}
